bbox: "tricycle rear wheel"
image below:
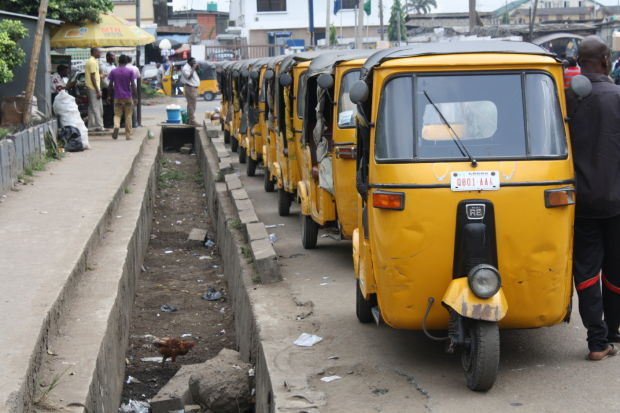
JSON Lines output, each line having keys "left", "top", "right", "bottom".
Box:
{"left": 356, "top": 279, "right": 376, "bottom": 323}
{"left": 461, "top": 320, "right": 499, "bottom": 392}
{"left": 231, "top": 136, "right": 238, "bottom": 152}
{"left": 301, "top": 214, "right": 318, "bottom": 249}
{"left": 224, "top": 129, "right": 230, "bottom": 144}
{"left": 239, "top": 146, "right": 247, "bottom": 164}
{"left": 277, "top": 189, "right": 291, "bottom": 216}
{"left": 247, "top": 154, "right": 257, "bottom": 176}
{"left": 264, "top": 168, "right": 275, "bottom": 192}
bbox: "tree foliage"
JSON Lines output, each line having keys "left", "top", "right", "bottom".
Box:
{"left": 406, "top": 0, "right": 437, "bottom": 14}
{"left": 0, "top": 0, "right": 113, "bottom": 24}
{"left": 0, "top": 19, "right": 27, "bottom": 83}
{"left": 329, "top": 24, "right": 338, "bottom": 45}
{"left": 388, "top": 0, "right": 407, "bottom": 42}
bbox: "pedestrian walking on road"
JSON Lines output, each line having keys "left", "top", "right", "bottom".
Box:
{"left": 181, "top": 57, "right": 201, "bottom": 126}
{"left": 100, "top": 52, "right": 117, "bottom": 128}
{"left": 567, "top": 35, "right": 620, "bottom": 361}
{"left": 108, "top": 55, "right": 137, "bottom": 140}
{"left": 85, "top": 48, "right": 106, "bottom": 131}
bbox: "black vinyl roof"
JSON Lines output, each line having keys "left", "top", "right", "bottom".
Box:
{"left": 306, "top": 49, "right": 375, "bottom": 78}
{"left": 360, "top": 40, "right": 559, "bottom": 81}
{"left": 279, "top": 51, "right": 325, "bottom": 74}
{"left": 266, "top": 54, "right": 289, "bottom": 70}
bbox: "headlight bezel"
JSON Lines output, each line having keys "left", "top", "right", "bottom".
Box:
{"left": 467, "top": 264, "right": 501, "bottom": 299}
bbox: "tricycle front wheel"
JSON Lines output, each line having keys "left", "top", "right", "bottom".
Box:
{"left": 461, "top": 320, "right": 499, "bottom": 392}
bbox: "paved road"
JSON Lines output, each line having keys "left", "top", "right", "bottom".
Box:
{"left": 228, "top": 148, "right": 620, "bottom": 412}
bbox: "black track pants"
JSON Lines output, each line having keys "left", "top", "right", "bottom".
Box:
{"left": 573, "top": 216, "right": 620, "bottom": 352}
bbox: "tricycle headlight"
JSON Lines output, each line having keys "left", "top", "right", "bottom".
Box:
{"left": 467, "top": 264, "right": 501, "bottom": 299}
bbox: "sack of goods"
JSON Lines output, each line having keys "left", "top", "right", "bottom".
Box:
{"left": 52, "top": 91, "right": 89, "bottom": 149}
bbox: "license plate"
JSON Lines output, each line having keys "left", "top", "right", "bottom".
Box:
{"left": 450, "top": 171, "right": 500, "bottom": 192}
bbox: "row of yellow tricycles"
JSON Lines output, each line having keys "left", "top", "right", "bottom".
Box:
{"left": 216, "top": 41, "right": 583, "bottom": 391}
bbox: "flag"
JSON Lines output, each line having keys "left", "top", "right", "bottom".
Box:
{"left": 364, "top": 0, "right": 371, "bottom": 15}
{"left": 334, "top": 0, "right": 342, "bottom": 15}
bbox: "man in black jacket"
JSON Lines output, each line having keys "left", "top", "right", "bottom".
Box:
{"left": 567, "top": 35, "right": 620, "bottom": 361}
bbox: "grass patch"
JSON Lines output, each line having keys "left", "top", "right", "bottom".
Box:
{"left": 193, "top": 170, "right": 204, "bottom": 185}
{"left": 124, "top": 187, "right": 131, "bottom": 194}
{"left": 241, "top": 245, "right": 253, "bottom": 263}
{"left": 35, "top": 366, "right": 71, "bottom": 405}
{"left": 228, "top": 218, "right": 242, "bottom": 230}
{"left": 158, "top": 160, "right": 187, "bottom": 189}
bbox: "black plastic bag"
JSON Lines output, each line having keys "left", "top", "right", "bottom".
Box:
{"left": 58, "top": 126, "right": 84, "bottom": 152}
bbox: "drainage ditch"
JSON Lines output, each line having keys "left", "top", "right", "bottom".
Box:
{"left": 120, "top": 148, "right": 237, "bottom": 405}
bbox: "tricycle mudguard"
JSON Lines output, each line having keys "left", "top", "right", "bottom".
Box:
{"left": 442, "top": 278, "right": 508, "bottom": 322}
{"left": 297, "top": 181, "right": 310, "bottom": 215}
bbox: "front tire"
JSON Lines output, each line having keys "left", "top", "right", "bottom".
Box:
{"left": 301, "top": 214, "right": 318, "bottom": 249}
{"left": 203, "top": 91, "right": 215, "bottom": 101}
{"left": 277, "top": 189, "right": 291, "bottom": 216}
{"left": 224, "top": 129, "right": 230, "bottom": 144}
{"left": 247, "top": 154, "right": 257, "bottom": 176}
{"left": 238, "top": 146, "right": 247, "bottom": 164}
{"left": 356, "top": 279, "right": 375, "bottom": 323}
{"left": 461, "top": 320, "right": 500, "bottom": 392}
{"left": 264, "top": 168, "right": 275, "bottom": 192}
{"left": 231, "top": 136, "right": 238, "bottom": 152}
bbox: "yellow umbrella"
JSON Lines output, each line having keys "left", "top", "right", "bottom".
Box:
{"left": 51, "top": 13, "right": 155, "bottom": 48}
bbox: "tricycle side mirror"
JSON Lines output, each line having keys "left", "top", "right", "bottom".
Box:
{"left": 279, "top": 73, "right": 293, "bottom": 87}
{"left": 318, "top": 73, "right": 334, "bottom": 89}
{"left": 349, "top": 80, "right": 369, "bottom": 104}
{"left": 250, "top": 70, "right": 259, "bottom": 80}
{"left": 570, "top": 75, "right": 592, "bottom": 99}
{"left": 264, "top": 69, "right": 274, "bottom": 80}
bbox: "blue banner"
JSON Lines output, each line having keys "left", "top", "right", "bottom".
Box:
{"left": 334, "top": 0, "right": 342, "bottom": 15}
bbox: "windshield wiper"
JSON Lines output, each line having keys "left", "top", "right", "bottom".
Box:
{"left": 423, "top": 90, "right": 477, "bottom": 167}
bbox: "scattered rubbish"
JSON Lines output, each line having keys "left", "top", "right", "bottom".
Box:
{"left": 198, "top": 255, "right": 212, "bottom": 260}
{"left": 116, "top": 215, "right": 122, "bottom": 219}
{"left": 141, "top": 265, "right": 147, "bottom": 272}
{"left": 140, "top": 356, "right": 164, "bottom": 362}
{"left": 294, "top": 333, "right": 323, "bottom": 347}
{"left": 320, "top": 233, "right": 340, "bottom": 240}
{"left": 202, "top": 287, "right": 223, "bottom": 301}
{"left": 217, "top": 273, "right": 225, "bottom": 278}
{"left": 320, "top": 283, "right": 328, "bottom": 286}
{"left": 346, "top": 370, "right": 354, "bottom": 374}
{"left": 176, "top": 220, "right": 183, "bottom": 224}
{"left": 371, "top": 307, "right": 381, "bottom": 326}
{"left": 265, "top": 223, "right": 285, "bottom": 229}
{"left": 197, "top": 279, "right": 205, "bottom": 283}
{"left": 248, "top": 368, "right": 256, "bottom": 377}
{"left": 220, "top": 329, "right": 226, "bottom": 334}
{"left": 181, "top": 333, "right": 192, "bottom": 338}
{"left": 119, "top": 399, "right": 150, "bottom": 413}
{"left": 164, "top": 250, "right": 174, "bottom": 254}
{"left": 269, "top": 233, "right": 279, "bottom": 244}
{"left": 46, "top": 349, "right": 57, "bottom": 356}
{"left": 320, "top": 376, "right": 342, "bottom": 383}
{"left": 328, "top": 356, "right": 339, "bottom": 360}
{"left": 40, "top": 211, "right": 48, "bottom": 214}
{"left": 372, "top": 388, "right": 389, "bottom": 396}
{"left": 175, "top": 161, "right": 182, "bottom": 165}
{"left": 204, "top": 239, "right": 216, "bottom": 248}
{"left": 126, "top": 376, "right": 142, "bottom": 384}
{"left": 212, "top": 264, "right": 219, "bottom": 269}
{"left": 160, "top": 305, "right": 177, "bottom": 312}
{"left": 219, "top": 307, "right": 226, "bottom": 313}
{"left": 322, "top": 276, "right": 329, "bottom": 280}
{"left": 510, "top": 402, "right": 523, "bottom": 407}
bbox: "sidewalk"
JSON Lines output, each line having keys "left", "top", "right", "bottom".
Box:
{"left": 0, "top": 115, "right": 160, "bottom": 411}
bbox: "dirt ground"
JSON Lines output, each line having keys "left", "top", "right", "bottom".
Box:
{"left": 121, "top": 151, "right": 236, "bottom": 404}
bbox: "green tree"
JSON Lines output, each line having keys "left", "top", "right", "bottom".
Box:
{"left": 0, "top": 0, "right": 113, "bottom": 24}
{"left": 406, "top": 0, "right": 437, "bottom": 14}
{"left": 329, "top": 24, "right": 338, "bottom": 45}
{"left": 0, "top": 19, "right": 27, "bottom": 83}
{"left": 388, "top": 0, "right": 407, "bottom": 42}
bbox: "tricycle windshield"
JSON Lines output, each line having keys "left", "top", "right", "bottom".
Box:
{"left": 375, "top": 72, "right": 567, "bottom": 162}
{"left": 337, "top": 69, "right": 360, "bottom": 129}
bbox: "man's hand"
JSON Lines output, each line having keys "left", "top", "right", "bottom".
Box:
{"left": 96, "top": 91, "right": 102, "bottom": 99}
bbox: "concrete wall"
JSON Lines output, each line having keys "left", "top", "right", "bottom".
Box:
{"left": 112, "top": 0, "right": 155, "bottom": 24}
{"left": 0, "top": 16, "right": 53, "bottom": 116}
{"left": 0, "top": 118, "right": 57, "bottom": 194}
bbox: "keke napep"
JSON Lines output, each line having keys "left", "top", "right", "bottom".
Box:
{"left": 348, "top": 41, "right": 575, "bottom": 391}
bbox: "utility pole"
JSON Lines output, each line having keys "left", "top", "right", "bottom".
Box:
{"left": 309, "top": 0, "right": 315, "bottom": 47}
{"left": 22, "top": 0, "right": 48, "bottom": 123}
{"left": 469, "top": 0, "right": 476, "bottom": 32}
{"left": 529, "top": 0, "right": 539, "bottom": 42}
{"left": 357, "top": 0, "right": 365, "bottom": 48}
{"left": 136, "top": 0, "right": 142, "bottom": 126}
{"left": 379, "top": 0, "right": 385, "bottom": 41}
{"left": 326, "top": 0, "right": 331, "bottom": 46}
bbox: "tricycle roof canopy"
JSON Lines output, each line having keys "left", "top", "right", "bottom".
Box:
{"left": 306, "top": 49, "right": 375, "bottom": 78}
{"left": 51, "top": 13, "right": 155, "bottom": 48}
{"left": 360, "top": 40, "right": 559, "bottom": 81}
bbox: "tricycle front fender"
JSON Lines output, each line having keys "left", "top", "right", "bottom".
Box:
{"left": 442, "top": 278, "right": 508, "bottom": 322}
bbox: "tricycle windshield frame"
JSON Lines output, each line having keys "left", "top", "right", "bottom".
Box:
{"left": 337, "top": 69, "right": 361, "bottom": 129}
{"left": 374, "top": 70, "right": 568, "bottom": 163}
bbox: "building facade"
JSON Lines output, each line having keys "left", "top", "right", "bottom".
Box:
{"left": 229, "top": 0, "right": 395, "bottom": 46}
{"left": 500, "top": 0, "right": 605, "bottom": 24}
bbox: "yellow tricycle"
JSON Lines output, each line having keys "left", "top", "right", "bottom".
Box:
{"left": 349, "top": 41, "right": 576, "bottom": 391}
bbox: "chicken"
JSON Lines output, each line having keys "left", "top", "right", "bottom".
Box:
{"left": 153, "top": 337, "right": 196, "bottom": 365}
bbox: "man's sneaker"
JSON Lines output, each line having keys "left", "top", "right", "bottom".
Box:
{"left": 112, "top": 128, "right": 119, "bottom": 140}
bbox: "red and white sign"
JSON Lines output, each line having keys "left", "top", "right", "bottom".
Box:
{"left": 450, "top": 171, "right": 500, "bottom": 192}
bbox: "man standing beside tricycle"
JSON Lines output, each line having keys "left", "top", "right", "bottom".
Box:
{"left": 567, "top": 35, "right": 620, "bottom": 361}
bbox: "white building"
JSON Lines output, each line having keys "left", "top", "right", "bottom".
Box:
{"left": 229, "top": 0, "right": 395, "bottom": 46}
